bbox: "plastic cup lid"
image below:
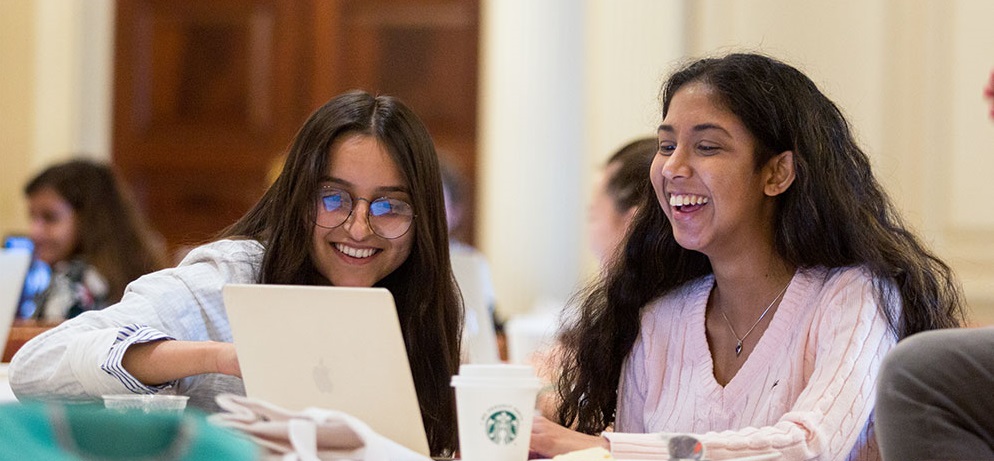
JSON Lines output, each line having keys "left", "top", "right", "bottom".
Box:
{"left": 457, "top": 364, "right": 536, "bottom": 378}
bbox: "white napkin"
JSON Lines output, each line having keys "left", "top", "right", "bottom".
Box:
{"left": 208, "top": 394, "right": 432, "bottom": 461}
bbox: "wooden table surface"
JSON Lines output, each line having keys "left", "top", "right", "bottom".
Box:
{"left": 3, "top": 319, "right": 59, "bottom": 363}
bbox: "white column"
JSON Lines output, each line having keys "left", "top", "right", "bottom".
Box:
{"left": 75, "top": 0, "right": 116, "bottom": 159}
{"left": 478, "top": 0, "right": 586, "bottom": 316}
{"left": 33, "top": 0, "right": 113, "bottom": 165}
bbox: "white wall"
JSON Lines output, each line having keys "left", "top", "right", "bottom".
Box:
{"left": 687, "top": 0, "right": 888, "bottom": 168}
{"left": 0, "top": 0, "right": 37, "bottom": 236}
{"left": 944, "top": 1, "right": 994, "bottom": 322}
{"left": 0, "top": 0, "right": 113, "bottom": 237}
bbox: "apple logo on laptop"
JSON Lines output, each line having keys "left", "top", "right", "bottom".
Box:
{"left": 312, "top": 358, "right": 334, "bottom": 394}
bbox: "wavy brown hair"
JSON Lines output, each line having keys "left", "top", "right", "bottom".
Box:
{"left": 556, "top": 53, "right": 966, "bottom": 434}
{"left": 222, "top": 90, "right": 462, "bottom": 455}
{"left": 24, "top": 159, "right": 168, "bottom": 303}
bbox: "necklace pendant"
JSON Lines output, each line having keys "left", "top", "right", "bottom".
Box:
{"left": 735, "top": 341, "right": 743, "bottom": 357}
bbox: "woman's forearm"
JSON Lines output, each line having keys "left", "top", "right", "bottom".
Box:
{"left": 121, "top": 340, "right": 239, "bottom": 386}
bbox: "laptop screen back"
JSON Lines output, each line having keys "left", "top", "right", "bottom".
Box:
{"left": 0, "top": 249, "right": 32, "bottom": 350}
{"left": 222, "top": 284, "right": 430, "bottom": 456}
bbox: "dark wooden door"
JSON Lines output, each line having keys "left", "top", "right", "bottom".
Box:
{"left": 311, "top": 0, "right": 480, "bottom": 243}
{"left": 113, "top": 0, "right": 479, "bottom": 257}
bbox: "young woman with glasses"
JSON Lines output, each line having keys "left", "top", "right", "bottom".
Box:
{"left": 10, "top": 90, "right": 462, "bottom": 456}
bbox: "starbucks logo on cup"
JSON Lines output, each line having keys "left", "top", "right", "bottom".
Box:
{"left": 484, "top": 407, "right": 520, "bottom": 444}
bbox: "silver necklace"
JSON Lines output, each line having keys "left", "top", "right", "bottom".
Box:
{"left": 717, "top": 281, "right": 791, "bottom": 357}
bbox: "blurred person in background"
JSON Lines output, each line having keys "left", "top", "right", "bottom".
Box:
{"left": 533, "top": 137, "right": 657, "bottom": 418}
{"left": 441, "top": 161, "right": 500, "bottom": 329}
{"left": 441, "top": 160, "right": 503, "bottom": 361}
{"left": 24, "top": 158, "right": 168, "bottom": 321}
{"left": 587, "top": 137, "right": 658, "bottom": 266}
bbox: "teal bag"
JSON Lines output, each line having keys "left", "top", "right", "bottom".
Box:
{"left": 0, "top": 402, "right": 260, "bottom": 460}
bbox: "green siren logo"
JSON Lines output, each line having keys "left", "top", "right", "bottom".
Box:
{"left": 484, "top": 407, "right": 520, "bottom": 444}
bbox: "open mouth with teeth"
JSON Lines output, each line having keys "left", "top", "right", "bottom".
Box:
{"left": 334, "top": 243, "right": 379, "bottom": 259}
{"left": 669, "top": 193, "right": 710, "bottom": 212}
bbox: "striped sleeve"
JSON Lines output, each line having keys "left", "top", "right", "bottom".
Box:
{"left": 99, "top": 324, "right": 176, "bottom": 393}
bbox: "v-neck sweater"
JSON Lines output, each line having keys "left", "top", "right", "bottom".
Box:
{"left": 603, "top": 266, "right": 896, "bottom": 461}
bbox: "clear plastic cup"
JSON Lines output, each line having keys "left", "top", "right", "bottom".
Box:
{"left": 451, "top": 364, "right": 542, "bottom": 461}
{"left": 102, "top": 394, "right": 189, "bottom": 414}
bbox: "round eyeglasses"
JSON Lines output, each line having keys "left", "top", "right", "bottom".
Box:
{"left": 314, "top": 187, "right": 415, "bottom": 239}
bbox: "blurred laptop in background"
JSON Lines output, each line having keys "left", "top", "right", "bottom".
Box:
{"left": 3, "top": 235, "right": 51, "bottom": 319}
{"left": 0, "top": 248, "right": 33, "bottom": 356}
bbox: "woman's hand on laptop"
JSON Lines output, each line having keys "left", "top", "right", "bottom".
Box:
{"left": 122, "top": 340, "right": 242, "bottom": 385}
{"left": 213, "top": 342, "right": 242, "bottom": 377}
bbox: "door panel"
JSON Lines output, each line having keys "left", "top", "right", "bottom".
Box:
{"left": 113, "top": 0, "right": 479, "bottom": 255}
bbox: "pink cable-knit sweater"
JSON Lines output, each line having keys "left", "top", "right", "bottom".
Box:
{"left": 602, "top": 266, "right": 897, "bottom": 461}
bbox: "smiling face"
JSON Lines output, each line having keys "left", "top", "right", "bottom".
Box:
{"left": 310, "top": 134, "right": 415, "bottom": 287}
{"left": 651, "top": 82, "right": 783, "bottom": 260}
{"left": 27, "top": 187, "right": 79, "bottom": 264}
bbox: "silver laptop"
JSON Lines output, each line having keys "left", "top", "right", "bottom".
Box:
{"left": 0, "top": 249, "right": 32, "bottom": 354}
{"left": 450, "top": 251, "right": 500, "bottom": 364}
{"left": 222, "top": 284, "right": 430, "bottom": 456}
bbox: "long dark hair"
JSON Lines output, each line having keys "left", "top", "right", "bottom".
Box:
{"left": 556, "top": 53, "right": 965, "bottom": 434}
{"left": 24, "top": 159, "right": 167, "bottom": 303}
{"left": 222, "top": 90, "right": 462, "bottom": 455}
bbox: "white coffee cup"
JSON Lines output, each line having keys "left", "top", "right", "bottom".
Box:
{"left": 451, "top": 364, "right": 542, "bottom": 461}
